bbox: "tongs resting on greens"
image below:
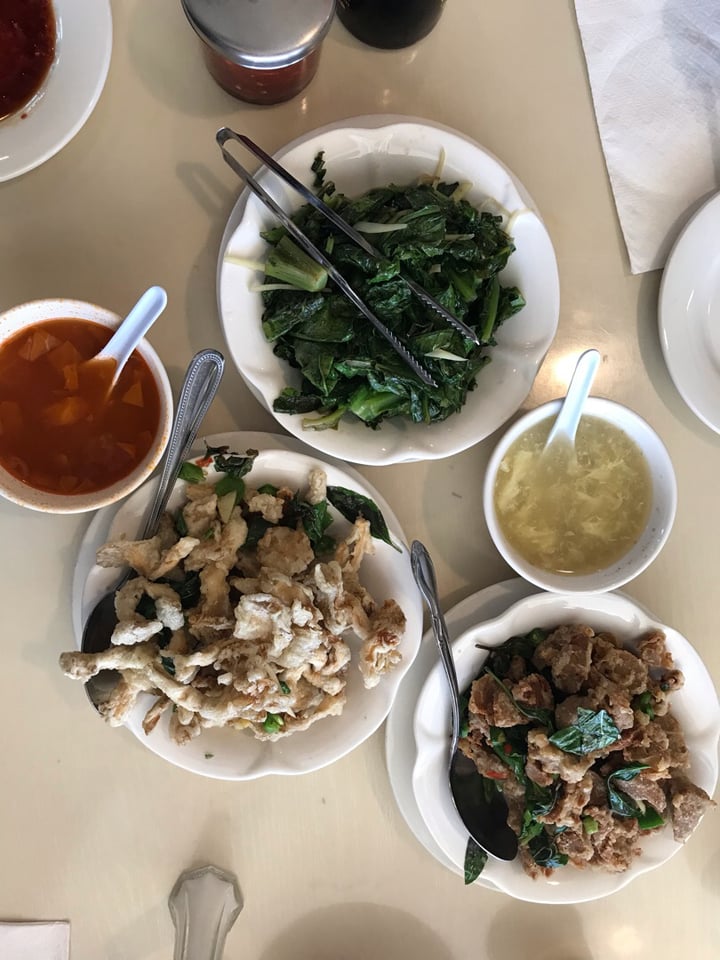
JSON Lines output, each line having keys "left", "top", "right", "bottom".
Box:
{"left": 217, "top": 127, "right": 478, "bottom": 387}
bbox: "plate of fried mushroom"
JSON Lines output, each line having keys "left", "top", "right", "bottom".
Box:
{"left": 63, "top": 432, "right": 423, "bottom": 779}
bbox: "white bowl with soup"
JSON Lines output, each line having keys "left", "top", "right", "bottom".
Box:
{"left": 0, "top": 298, "right": 173, "bottom": 514}
{"left": 483, "top": 397, "right": 677, "bottom": 592}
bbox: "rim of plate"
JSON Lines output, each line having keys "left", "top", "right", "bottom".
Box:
{"left": 658, "top": 190, "right": 720, "bottom": 434}
{"left": 217, "top": 116, "right": 560, "bottom": 466}
{"left": 0, "top": 0, "right": 113, "bottom": 183}
{"left": 72, "top": 432, "right": 424, "bottom": 781}
{"left": 411, "top": 591, "right": 720, "bottom": 904}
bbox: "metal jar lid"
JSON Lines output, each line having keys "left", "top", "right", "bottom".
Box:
{"left": 181, "top": 0, "right": 336, "bottom": 70}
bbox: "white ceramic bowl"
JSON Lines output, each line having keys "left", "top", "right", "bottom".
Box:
{"left": 73, "top": 437, "right": 425, "bottom": 779}
{"left": 0, "top": 298, "right": 173, "bottom": 514}
{"left": 412, "top": 591, "right": 720, "bottom": 904}
{"left": 218, "top": 117, "right": 560, "bottom": 465}
{"left": 483, "top": 397, "right": 677, "bottom": 593}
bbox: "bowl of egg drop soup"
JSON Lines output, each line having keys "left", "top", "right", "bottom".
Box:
{"left": 483, "top": 397, "right": 677, "bottom": 592}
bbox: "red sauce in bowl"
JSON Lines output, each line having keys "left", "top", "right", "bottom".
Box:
{"left": 0, "top": 319, "right": 161, "bottom": 495}
{"left": 0, "top": 0, "right": 56, "bottom": 121}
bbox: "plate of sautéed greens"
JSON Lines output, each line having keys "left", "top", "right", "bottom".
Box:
{"left": 218, "top": 117, "right": 560, "bottom": 466}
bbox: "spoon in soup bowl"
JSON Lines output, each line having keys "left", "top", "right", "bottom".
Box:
{"left": 411, "top": 540, "right": 518, "bottom": 862}
{"left": 85, "top": 285, "right": 168, "bottom": 391}
{"left": 543, "top": 348, "right": 601, "bottom": 457}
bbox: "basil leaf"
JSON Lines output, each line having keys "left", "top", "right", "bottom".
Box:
{"left": 528, "top": 831, "right": 569, "bottom": 870}
{"left": 214, "top": 449, "right": 258, "bottom": 480}
{"left": 464, "top": 836, "right": 488, "bottom": 884}
{"left": 158, "top": 570, "right": 201, "bottom": 609}
{"left": 487, "top": 627, "right": 548, "bottom": 676}
{"left": 215, "top": 475, "right": 246, "bottom": 499}
{"left": 135, "top": 593, "right": 157, "bottom": 620}
{"left": 518, "top": 779, "right": 560, "bottom": 845}
{"left": 175, "top": 509, "right": 188, "bottom": 537}
{"left": 326, "top": 486, "right": 399, "bottom": 550}
{"left": 179, "top": 461, "right": 204, "bottom": 483}
{"left": 458, "top": 687, "right": 471, "bottom": 739}
{"left": 489, "top": 726, "right": 528, "bottom": 784}
{"left": 279, "top": 681, "right": 291, "bottom": 695}
{"left": 548, "top": 707, "right": 620, "bottom": 756}
{"left": 293, "top": 497, "right": 334, "bottom": 550}
{"left": 605, "top": 763, "right": 665, "bottom": 830}
{"left": 160, "top": 656, "right": 176, "bottom": 676}
{"left": 258, "top": 483, "right": 278, "bottom": 495}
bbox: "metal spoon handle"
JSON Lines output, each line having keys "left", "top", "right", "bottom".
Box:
{"left": 410, "top": 540, "right": 461, "bottom": 748}
{"left": 141, "top": 349, "right": 225, "bottom": 538}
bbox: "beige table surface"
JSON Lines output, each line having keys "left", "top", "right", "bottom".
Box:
{"left": 1, "top": 1, "right": 718, "bottom": 958}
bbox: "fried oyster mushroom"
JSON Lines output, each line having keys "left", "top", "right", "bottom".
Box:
{"left": 60, "top": 464, "right": 406, "bottom": 745}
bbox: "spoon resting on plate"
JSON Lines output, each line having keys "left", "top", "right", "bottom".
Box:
{"left": 85, "top": 285, "right": 168, "bottom": 390}
{"left": 543, "top": 348, "right": 601, "bottom": 455}
{"left": 80, "top": 348, "right": 225, "bottom": 713}
{"left": 410, "top": 540, "right": 518, "bottom": 863}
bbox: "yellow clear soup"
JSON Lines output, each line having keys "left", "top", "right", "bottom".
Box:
{"left": 493, "top": 415, "right": 652, "bottom": 575}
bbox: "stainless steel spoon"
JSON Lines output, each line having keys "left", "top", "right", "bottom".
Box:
{"left": 410, "top": 540, "right": 518, "bottom": 862}
{"left": 81, "top": 348, "right": 225, "bottom": 712}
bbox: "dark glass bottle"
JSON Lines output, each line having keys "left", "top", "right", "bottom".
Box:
{"left": 337, "top": 0, "right": 446, "bottom": 50}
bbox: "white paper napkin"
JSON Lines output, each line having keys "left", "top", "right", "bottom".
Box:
{"left": 0, "top": 921, "right": 70, "bottom": 960}
{"left": 574, "top": 0, "right": 720, "bottom": 274}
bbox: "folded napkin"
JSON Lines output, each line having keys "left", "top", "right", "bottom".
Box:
{"left": 574, "top": 0, "right": 720, "bottom": 273}
{"left": 0, "top": 921, "right": 70, "bottom": 960}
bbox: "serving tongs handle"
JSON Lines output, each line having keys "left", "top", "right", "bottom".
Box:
{"left": 216, "top": 127, "right": 438, "bottom": 389}
{"left": 229, "top": 131, "right": 479, "bottom": 346}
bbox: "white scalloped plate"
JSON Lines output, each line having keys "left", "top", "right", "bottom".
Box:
{"left": 71, "top": 431, "right": 423, "bottom": 780}
{"left": 217, "top": 116, "right": 560, "bottom": 465}
{"left": 412, "top": 591, "right": 719, "bottom": 903}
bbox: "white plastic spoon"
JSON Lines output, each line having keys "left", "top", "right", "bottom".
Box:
{"left": 544, "top": 348, "right": 601, "bottom": 452}
{"left": 89, "top": 285, "right": 168, "bottom": 388}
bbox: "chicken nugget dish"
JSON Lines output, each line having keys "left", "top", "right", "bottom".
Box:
{"left": 459, "top": 624, "right": 714, "bottom": 880}
{"left": 60, "top": 448, "right": 406, "bottom": 745}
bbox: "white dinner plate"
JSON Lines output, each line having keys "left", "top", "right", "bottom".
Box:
{"left": 659, "top": 191, "right": 720, "bottom": 434}
{"left": 0, "top": 0, "right": 112, "bottom": 183}
{"left": 412, "top": 592, "right": 720, "bottom": 904}
{"left": 217, "top": 115, "right": 560, "bottom": 465}
{"left": 71, "top": 431, "right": 424, "bottom": 780}
{"left": 384, "top": 577, "right": 540, "bottom": 886}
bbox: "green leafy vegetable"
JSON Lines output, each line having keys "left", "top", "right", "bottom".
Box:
{"left": 548, "top": 708, "right": 620, "bottom": 756}
{"left": 528, "top": 830, "right": 569, "bottom": 870}
{"left": 279, "top": 681, "right": 291, "bottom": 695}
{"left": 214, "top": 474, "right": 246, "bottom": 500}
{"left": 489, "top": 726, "right": 528, "bottom": 784}
{"left": 213, "top": 449, "right": 258, "bottom": 480}
{"left": 464, "top": 836, "right": 488, "bottom": 884}
{"left": 160, "top": 656, "right": 176, "bottom": 677}
{"left": 518, "top": 780, "right": 561, "bottom": 845}
{"left": 486, "top": 627, "right": 547, "bottom": 677}
{"left": 326, "top": 485, "right": 398, "bottom": 550}
{"left": 179, "top": 461, "right": 204, "bottom": 484}
{"left": 606, "top": 763, "right": 664, "bottom": 829}
{"left": 260, "top": 160, "right": 525, "bottom": 430}
{"left": 175, "top": 509, "right": 188, "bottom": 537}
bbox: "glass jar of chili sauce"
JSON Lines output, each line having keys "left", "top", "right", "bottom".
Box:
{"left": 181, "top": 0, "right": 336, "bottom": 106}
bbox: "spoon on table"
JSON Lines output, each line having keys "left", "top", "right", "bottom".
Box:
{"left": 86, "top": 285, "right": 168, "bottom": 389}
{"left": 81, "top": 348, "right": 225, "bottom": 712}
{"left": 169, "top": 864, "right": 242, "bottom": 960}
{"left": 410, "top": 540, "right": 518, "bottom": 862}
{"left": 543, "top": 348, "right": 601, "bottom": 454}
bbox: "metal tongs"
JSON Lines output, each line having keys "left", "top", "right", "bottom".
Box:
{"left": 217, "top": 128, "right": 480, "bottom": 387}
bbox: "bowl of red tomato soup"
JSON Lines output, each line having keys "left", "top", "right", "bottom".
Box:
{"left": 0, "top": 298, "right": 173, "bottom": 513}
